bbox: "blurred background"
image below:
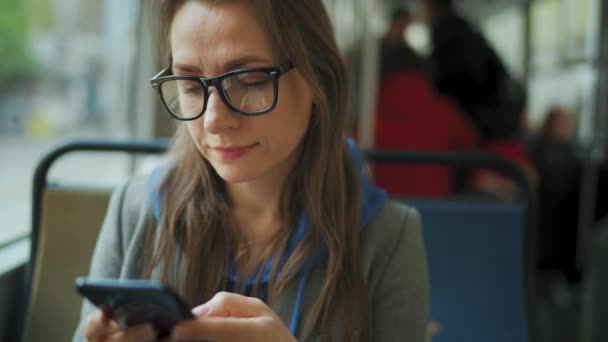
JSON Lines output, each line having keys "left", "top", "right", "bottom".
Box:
{"left": 0, "top": 0, "right": 607, "bottom": 341}
{"left": 1, "top": 0, "right": 601, "bottom": 241}
{"left": 0, "top": 0, "right": 147, "bottom": 244}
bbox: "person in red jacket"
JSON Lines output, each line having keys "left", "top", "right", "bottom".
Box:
{"left": 374, "top": 8, "right": 478, "bottom": 197}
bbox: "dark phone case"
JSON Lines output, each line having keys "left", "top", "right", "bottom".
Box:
{"left": 75, "top": 277, "right": 194, "bottom": 336}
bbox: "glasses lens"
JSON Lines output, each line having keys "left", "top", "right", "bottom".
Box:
{"left": 221, "top": 71, "right": 275, "bottom": 114}
{"left": 160, "top": 79, "right": 205, "bottom": 119}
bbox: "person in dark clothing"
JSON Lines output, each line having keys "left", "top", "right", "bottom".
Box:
{"left": 374, "top": 8, "right": 478, "bottom": 197}
{"left": 424, "top": 0, "right": 536, "bottom": 198}
{"left": 532, "top": 106, "right": 581, "bottom": 283}
{"left": 380, "top": 9, "right": 427, "bottom": 80}
{"left": 424, "top": 0, "right": 525, "bottom": 140}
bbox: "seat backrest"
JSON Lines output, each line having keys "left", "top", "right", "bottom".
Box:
{"left": 580, "top": 222, "right": 608, "bottom": 342}
{"left": 21, "top": 188, "right": 111, "bottom": 342}
{"left": 365, "top": 148, "right": 538, "bottom": 342}
{"left": 403, "top": 198, "right": 528, "bottom": 342}
{"left": 15, "top": 139, "right": 169, "bottom": 342}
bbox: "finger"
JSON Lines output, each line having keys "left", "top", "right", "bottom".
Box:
{"left": 107, "top": 323, "right": 156, "bottom": 342}
{"left": 197, "top": 292, "right": 267, "bottom": 318}
{"left": 84, "top": 310, "right": 118, "bottom": 342}
{"left": 108, "top": 319, "right": 120, "bottom": 332}
{"left": 191, "top": 304, "right": 211, "bottom": 317}
{"left": 172, "top": 316, "right": 260, "bottom": 341}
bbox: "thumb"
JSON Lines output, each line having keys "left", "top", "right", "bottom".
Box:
{"left": 194, "top": 292, "right": 267, "bottom": 318}
{"left": 84, "top": 309, "right": 119, "bottom": 341}
{"left": 192, "top": 304, "right": 211, "bottom": 316}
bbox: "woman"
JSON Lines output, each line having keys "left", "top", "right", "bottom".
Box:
{"left": 75, "top": 0, "right": 429, "bottom": 341}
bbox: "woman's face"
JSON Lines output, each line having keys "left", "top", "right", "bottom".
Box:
{"left": 170, "top": 1, "right": 314, "bottom": 184}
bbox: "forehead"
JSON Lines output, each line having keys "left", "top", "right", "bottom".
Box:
{"left": 169, "top": 1, "right": 277, "bottom": 71}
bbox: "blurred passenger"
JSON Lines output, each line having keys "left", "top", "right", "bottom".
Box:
{"left": 380, "top": 9, "right": 427, "bottom": 80}
{"left": 470, "top": 105, "right": 537, "bottom": 200}
{"left": 374, "top": 8, "right": 478, "bottom": 197}
{"left": 472, "top": 137, "right": 538, "bottom": 200}
{"left": 74, "top": 1, "right": 429, "bottom": 342}
{"left": 539, "top": 106, "right": 577, "bottom": 143}
{"left": 532, "top": 106, "right": 581, "bottom": 283}
{"left": 424, "top": 0, "right": 526, "bottom": 141}
{"left": 424, "top": 0, "right": 535, "bottom": 199}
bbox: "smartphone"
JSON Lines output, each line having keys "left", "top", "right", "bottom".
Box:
{"left": 75, "top": 277, "right": 194, "bottom": 337}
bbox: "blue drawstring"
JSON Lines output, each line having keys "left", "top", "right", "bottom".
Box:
{"left": 289, "top": 264, "right": 313, "bottom": 336}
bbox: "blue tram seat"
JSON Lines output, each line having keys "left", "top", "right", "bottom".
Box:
{"left": 364, "top": 149, "right": 537, "bottom": 342}
{"left": 404, "top": 198, "right": 527, "bottom": 342}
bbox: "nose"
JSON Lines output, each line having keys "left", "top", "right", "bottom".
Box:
{"left": 203, "top": 88, "right": 240, "bottom": 134}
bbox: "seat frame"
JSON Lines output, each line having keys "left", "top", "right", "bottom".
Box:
{"left": 15, "top": 139, "right": 170, "bottom": 342}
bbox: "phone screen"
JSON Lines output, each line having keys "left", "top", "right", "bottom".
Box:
{"left": 76, "top": 277, "right": 194, "bottom": 336}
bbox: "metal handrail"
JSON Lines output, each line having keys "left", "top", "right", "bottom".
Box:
{"left": 30, "top": 139, "right": 170, "bottom": 259}
{"left": 363, "top": 149, "right": 533, "bottom": 202}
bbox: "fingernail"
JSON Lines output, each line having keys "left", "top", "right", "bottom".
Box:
{"left": 192, "top": 304, "right": 211, "bottom": 316}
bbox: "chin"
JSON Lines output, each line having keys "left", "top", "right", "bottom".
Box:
{"left": 213, "top": 165, "right": 263, "bottom": 184}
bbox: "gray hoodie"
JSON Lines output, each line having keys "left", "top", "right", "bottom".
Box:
{"left": 73, "top": 154, "right": 429, "bottom": 341}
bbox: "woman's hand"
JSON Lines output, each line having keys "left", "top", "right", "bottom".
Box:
{"left": 83, "top": 309, "right": 156, "bottom": 342}
{"left": 171, "top": 292, "right": 297, "bottom": 342}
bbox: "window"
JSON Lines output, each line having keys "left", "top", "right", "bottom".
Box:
{"left": 481, "top": 6, "right": 526, "bottom": 79}
{"left": 528, "top": 0, "right": 601, "bottom": 142}
{"left": 0, "top": 0, "right": 143, "bottom": 245}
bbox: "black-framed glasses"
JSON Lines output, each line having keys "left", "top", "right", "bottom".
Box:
{"left": 150, "top": 62, "right": 294, "bottom": 120}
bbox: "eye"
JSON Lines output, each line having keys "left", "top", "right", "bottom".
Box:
{"left": 183, "top": 86, "right": 203, "bottom": 95}
{"left": 177, "top": 80, "right": 203, "bottom": 95}
{"left": 236, "top": 71, "right": 271, "bottom": 86}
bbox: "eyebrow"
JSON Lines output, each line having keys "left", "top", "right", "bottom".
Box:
{"left": 224, "top": 55, "right": 273, "bottom": 70}
{"left": 172, "top": 55, "right": 274, "bottom": 75}
{"left": 172, "top": 63, "right": 200, "bottom": 74}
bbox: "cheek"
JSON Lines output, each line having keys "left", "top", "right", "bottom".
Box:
{"left": 269, "top": 99, "right": 311, "bottom": 142}
{"left": 186, "top": 122, "right": 206, "bottom": 151}
{"left": 268, "top": 106, "right": 312, "bottom": 160}
{"left": 275, "top": 77, "right": 314, "bottom": 137}
{"left": 185, "top": 122, "right": 198, "bottom": 141}
{"left": 291, "top": 97, "right": 313, "bottom": 141}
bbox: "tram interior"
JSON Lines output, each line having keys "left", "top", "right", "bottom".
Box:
{"left": 1, "top": 0, "right": 607, "bottom": 341}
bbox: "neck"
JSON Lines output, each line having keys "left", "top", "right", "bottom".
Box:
{"left": 226, "top": 143, "right": 304, "bottom": 248}
{"left": 227, "top": 173, "right": 287, "bottom": 247}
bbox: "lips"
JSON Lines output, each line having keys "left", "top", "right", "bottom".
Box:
{"left": 212, "top": 143, "right": 258, "bottom": 160}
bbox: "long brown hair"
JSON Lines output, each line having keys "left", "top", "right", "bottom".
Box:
{"left": 145, "top": 1, "right": 370, "bottom": 340}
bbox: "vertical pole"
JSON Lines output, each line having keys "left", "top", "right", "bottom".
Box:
{"left": 579, "top": 5, "right": 608, "bottom": 336}
{"left": 577, "top": 0, "right": 608, "bottom": 270}
{"left": 523, "top": 0, "right": 532, "bottom": 88}
{"left": 356, "top": 0, "right": 380, "bottom": 148}
{"left": 125, "top": 0, "right": 144, "bottom": 174}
